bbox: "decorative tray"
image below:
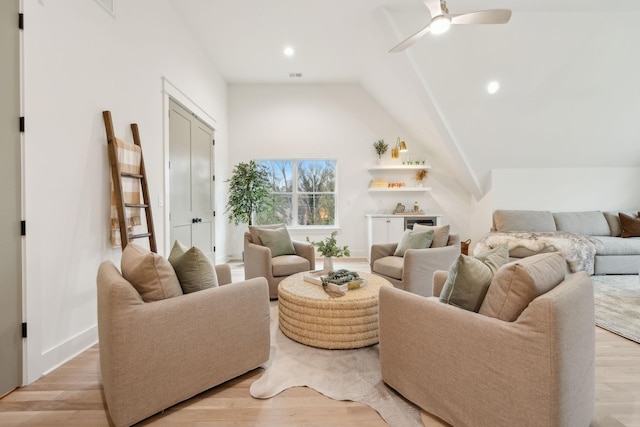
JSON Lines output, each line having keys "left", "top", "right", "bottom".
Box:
{"left": 303, "top": 270, "right": 368, "bottom": 292}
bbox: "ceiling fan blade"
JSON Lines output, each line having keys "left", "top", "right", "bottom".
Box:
{"left": 389, "top": 24, "right": 431, "bottom": 53}
{"left": 422, "top": 0, "right": 442, "bottom": 19}
{"left": 451, "top": 9, "right": 511, "bottom": 25}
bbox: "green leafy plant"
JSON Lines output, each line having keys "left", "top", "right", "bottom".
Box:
{"left": 307, "top": 231, "right": 350, "bottom": 257}
{"left": 225, "top": 160, "right": 270, "bottom": 226}
{"left": 373, "top": 139, "right": 388, "bottom": 159}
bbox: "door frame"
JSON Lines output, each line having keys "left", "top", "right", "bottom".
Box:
{"left": 161, "top": 78, "right": 218, "bottom": 256}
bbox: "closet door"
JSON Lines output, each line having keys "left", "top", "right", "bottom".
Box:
{"left": 169, "top": 99, "right": 216, "bottom": 260}
{"left": 0, "top": 0, "right": 23, "bottom": 396}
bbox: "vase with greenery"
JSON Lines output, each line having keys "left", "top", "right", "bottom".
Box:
{"left": 373, "top": 139, "right": 388, "bottom": 161}
{"left": 225, "top": 160, "right": 270, "bottom": 226}
{"left": 307, "top": 231, "right": 350, "bottom": 272}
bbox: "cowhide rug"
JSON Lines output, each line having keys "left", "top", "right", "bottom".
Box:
{"left": 250, "top": 305, "right": 424, "bottom": 427}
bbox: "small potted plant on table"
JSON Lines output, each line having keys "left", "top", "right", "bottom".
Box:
{"left": 307, "top": 231, "right": 350, "bottom": 273}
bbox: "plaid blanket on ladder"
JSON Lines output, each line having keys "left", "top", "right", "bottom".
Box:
{"left": 110, "top": 138, "right": 142, "bottom": 248}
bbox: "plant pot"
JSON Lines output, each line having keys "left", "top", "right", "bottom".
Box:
{"left": 323, "top": 256, "right": 334, "bottom": 273}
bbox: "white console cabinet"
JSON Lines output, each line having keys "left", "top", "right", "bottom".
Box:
{"left": 368, "top": 216, "right": 405, "bottom": 245}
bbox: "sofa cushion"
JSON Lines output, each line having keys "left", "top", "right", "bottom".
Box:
{"left": 168, "top": 240, "right": 218, "bottom": 294}
{"left": 256, "top": 226, "right": 296, "bottom": 257}
{"left": 248, "top": 223, "right": 286, "bottom": 246}
{"left": 493, "top": 210, "right": 556, "bottom": 232}
{"left": 272, "top": 255, "right": 310, "bottom": 277}
{"left": 553, "top": 211, "right": 610, "bottom": 236}
{"left": 479, "top": 253, "right": 566, "bottom": 322}
{"left": 413, "top": 224, "right": 450, "bottom": 247}
{"left": 439, "top": 245, "right": 509, "bottom": 312}
{"left": 394, "top": 229, "right": 434, "bottom": 256}
{"left": 592, "top": 235, "right": 640, "bottom": 255}
{"left": 121, "top": 243, "right": 183, "bottom": 302}
{"left": 619, "top": 212, "right": 640, "bottom": 238}
{"left": 373, "top": 256, "right": 404, "bottom": 280}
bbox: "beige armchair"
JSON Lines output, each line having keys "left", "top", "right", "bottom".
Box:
{"left": 370, "top": 233, "right": 460, "bottom": 297}
{"left": 244, "top": 228, "right": 315, "bottom": 299}
{"left": 379, "top": 254, "right": 595, "bottom": 427}
{"left": 97, "top": 262, "right": 270, "bottom": 427}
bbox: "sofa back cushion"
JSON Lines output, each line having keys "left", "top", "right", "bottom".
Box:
{"left": 479, "top": 253, "right": 566, "bottom": 322}
{"left": 493, "top": 210, "right": 556, "bottom": 232}
{"left": 121, "top": 243, "right": 183, "bottom": 302}
{"left": 553, "top": 211, "right": 610, "bottom": 236}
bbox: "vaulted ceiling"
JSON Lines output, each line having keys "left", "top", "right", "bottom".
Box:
{"left": 169, "top": 0, "right": 640, "bottom": 199}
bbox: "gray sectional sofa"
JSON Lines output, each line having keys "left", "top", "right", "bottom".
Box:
{"left": 475, "top": 210, "right": 640, "bottom": 275}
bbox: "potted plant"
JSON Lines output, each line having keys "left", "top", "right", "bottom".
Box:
{"left": 373, "top": 139, "right": 388, "bottom": 163}
{"left": 307, "top": 231, "right": 350, "bottom": 272}
{"left": 225, "top": 160, "right": 270, "bottom": 226}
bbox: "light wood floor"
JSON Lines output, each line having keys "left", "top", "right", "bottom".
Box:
{"left": 0, "top": 259, "right": 638, "bottom": 426}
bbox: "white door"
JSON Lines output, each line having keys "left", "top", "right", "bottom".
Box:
{"left": 169, "top": 99, "right": 216, "bottom": 259}
{"left": 0, "top": 0, "right": 23, "bottom": 396}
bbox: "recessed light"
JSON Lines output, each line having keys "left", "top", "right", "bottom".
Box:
{"left": 283, "top": 46, "right": 295, "bottom": 57}
{"left": 487, "top": 80, "right": 500, "bottom": 94}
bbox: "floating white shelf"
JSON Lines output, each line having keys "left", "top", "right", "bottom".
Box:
{"left": 368, "top": 165, "right": 431, "bottom": 171}
{"left": 368, "top": 187, "right": 431, "bottom": 192}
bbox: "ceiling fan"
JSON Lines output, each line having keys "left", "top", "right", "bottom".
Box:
{"left": 389, "top": 0, "right": 512, "bottom": 53}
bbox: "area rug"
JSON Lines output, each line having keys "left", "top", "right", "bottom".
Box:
{"left": 250, "top": 305, "right": 424, "bottom": 426}
{"left": 590, "top": 275, "right": 640, "bottom": 344}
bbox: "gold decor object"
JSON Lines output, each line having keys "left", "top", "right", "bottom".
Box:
{"left": 391, "top": 137, "right": 408, "bottom": 158}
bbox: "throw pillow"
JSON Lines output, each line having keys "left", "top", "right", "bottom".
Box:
{"left": 168, "top": 240, "right": 218, "bottom": 294}
{"left": 479, "top": 252, "right": 566, "bottom": 322}
{"left": 248, "top": 223, "right": 285, "bottom": 246}
{"left": 256, "top": 226, "right": 296, "bottom": 257}
{"left": 121, "top": 243, "right": 183, "bottom": 302}
{"left": 393, "top": 229, "right": 434, "bottom": 257}
{"left": 439, "top": 245, "right": 509, "bottom": 312}
{"left": 619, "top": 212, "right": 640, "bottom": 238}
{"left": 412, "top": 224, "right": 450, "bottom": 247}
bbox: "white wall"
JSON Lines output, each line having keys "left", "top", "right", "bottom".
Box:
{"left": 467, "top": 167, "right": 640, "bottom": 250}
{"left": 227, "top": 83, "right": 471, "bottom": 258}
{"left": 22, "top": 0, "right": 228, "bottom": 383}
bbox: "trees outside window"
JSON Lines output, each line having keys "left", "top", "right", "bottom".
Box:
{"left": 255, "top": 159, "right": 336, "bottom": 227}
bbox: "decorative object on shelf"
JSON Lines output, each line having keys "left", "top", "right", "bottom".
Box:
{"left": 415, "top": 169, "right": 428, "bottom": 187}
{"left": 394, "top": 203, "right": 406, "bottom": 214}
{"left": 391, "top": 137, "right": 408, "bottom": 158}
{"left": 370, "top": 178, "right": 388, "bottom": 188}
{"left": 225, "top": 160, "right": 270, "bottom": 226}
{"left": 306, "top": 231, "right": 350, "bottom": 273}
{"left": 373, "top": 139, "right": 388, "bottom": 160}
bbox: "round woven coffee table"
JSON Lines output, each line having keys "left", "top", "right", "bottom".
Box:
{"left": 277, "top": 272, "right": 392, "bottom": 349}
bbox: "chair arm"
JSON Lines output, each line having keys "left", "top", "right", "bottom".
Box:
{"left": 370, "top": 243, "right": 398, "bottom": 270}
{"left": 98, "top": 275, "right": 270, "bottom": 427}
{"left": 244, "top": 241, "right": 274, "bottom": 280}
{"left": 401, "top": 245, "right": 460, "bottom": 297}
{"left": 215, "top": 263, "right": 232, "bottom": 285}
{"left": 292, "top": 240, "right": 316, "bottom": 270}
{"left": 432, "top": 270, "right": 449, "bottom": 297}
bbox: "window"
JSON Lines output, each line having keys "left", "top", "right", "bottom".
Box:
{"left": 255, "top": 159, "right": 337, "bottom": 227}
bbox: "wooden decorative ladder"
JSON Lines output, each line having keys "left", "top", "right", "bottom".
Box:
{"left": 102, "top": 110, "right": 157, "bottom": 252}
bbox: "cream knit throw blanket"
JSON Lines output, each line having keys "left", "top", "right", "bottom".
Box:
{"left": 474, "top": 231, "right": 602, "bottom": 274}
